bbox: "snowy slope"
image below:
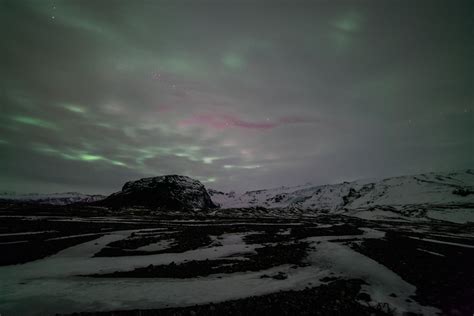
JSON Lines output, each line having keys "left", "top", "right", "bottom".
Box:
{"left": 0, "top": 192, "right": 106, "bottom": 205}
{"left": 209, "top": 170, "right": 474, "bottom": 222}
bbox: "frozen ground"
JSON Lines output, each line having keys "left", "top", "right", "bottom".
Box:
{"left": 0, "top": 214, "right": 473, "bottom": 316}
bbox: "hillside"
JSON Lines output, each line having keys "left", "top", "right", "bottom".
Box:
{"left": 100, "top": 175, "right": 216, "bottom": 210}
{"left": 209, "top": 170, "right": 474, "bottom": 223}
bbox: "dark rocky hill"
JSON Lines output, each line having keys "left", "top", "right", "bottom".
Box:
{"left": 101, "top": 175, "right": 216, "bottom": 210}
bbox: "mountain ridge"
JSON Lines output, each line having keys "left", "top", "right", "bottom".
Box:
{"left": 209, "top": 169, "right": 474, "bottom": 223}
{"left": 0, "top": 192, "right": 106, "bottom": 205}
{"left": 1, "top": 170, "right": 472, "bottom": 223}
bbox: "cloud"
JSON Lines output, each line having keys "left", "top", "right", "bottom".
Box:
{"left": 0, "top": 1, "right": 472, "bottom": 194}
{"left": 178, "top": 113, "right": 316, "bottom": 131}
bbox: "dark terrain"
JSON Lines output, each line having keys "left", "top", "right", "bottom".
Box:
{"left": 63, "top": 279, "right": 392, "bottom": 316}
{"left": 1, "top": 204, "right": 473, "bottom": 316}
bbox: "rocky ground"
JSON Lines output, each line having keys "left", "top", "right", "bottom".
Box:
{"left": 0, "top": 206, "right": 473, "bottom": 316}
{"left": 64, "top": 279, "right": 393, "bottom": 316}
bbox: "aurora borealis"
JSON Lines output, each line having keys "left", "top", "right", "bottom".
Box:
{"left": 1, "top": 0, "right": 473, "bottom": 194}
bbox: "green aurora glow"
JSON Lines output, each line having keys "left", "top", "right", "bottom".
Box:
{"left": 0, "top": 0, "right": 472, "bottom": 193}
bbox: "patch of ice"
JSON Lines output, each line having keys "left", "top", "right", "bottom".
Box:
{"left": 46, "top": 233, "right": 102, "bottom": 241}
{"left": 0, "top": 240, "right": 29, "bottom": 245}
{"left": 136, "top": 239, "right": 174, "bottom": 252}
{"left": 426, "top": 209, "right": 474, "bottom": 224}
{"left": 349, "top": 209, "right": 412, "bottom": 221}
{"left": 0, "top": 263, "right": 328, "bottom": 316}
{"left": 277, "top": 228, "right": 292, "bottom": 235}
{"left": 214, "top": 233, "right": 250, "bottom": 246}
{"left": 307, "top": 241, "right": 440, "bottom": 315}
{"left": 416, "top": 248, "right": 445, "bottom": 257}
{"left": 305, "top": 227, "right": 386, "bottom": 243}
{"left": 0, "top": 230, "right": 58, "bottom": 237}
{"left": 408, "top": 236, "right": 474, "bottom": 249}
{"left": 0, "top": 230, "right": 323, "bottom": 316}
{"left": 173, "top": 222, "right": 303, "bottom": 226}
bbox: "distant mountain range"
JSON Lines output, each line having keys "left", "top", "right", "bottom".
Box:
{"left": 2, "top": 170, "right": 473, "bottom": 223}
{"left": 0, "top": 192, "right": 106, "bottom": 205}
{"left": 209, "top": 169, "right": 474, "bottom": 223}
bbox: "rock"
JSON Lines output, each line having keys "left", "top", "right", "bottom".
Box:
{"left": 357, "top": 292, "right": 371, "bottom": 302}
{"left": 320, "top": 276, "right": 339, "bottom": 282}
{"left": 272, "top": 272, "right": 288, "bottom": 280}
{"left": 100, "top": 175, "right": 217, "bottom": 210}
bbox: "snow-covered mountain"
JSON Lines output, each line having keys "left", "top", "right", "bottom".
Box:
{"left": 0, "top": 192, "right": 106, "bottom": 205}
{"left": 209, "top": 170, "right": 474, "bottom": 222}
{"left": 1, "top": 170, "right": 472, "bottom": 222}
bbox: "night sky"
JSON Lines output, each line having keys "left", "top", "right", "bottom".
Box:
{"left": 1, "top": 0, "right": 473, "bottom": 194}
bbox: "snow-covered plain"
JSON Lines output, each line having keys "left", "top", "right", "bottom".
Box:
{"left": 0, "top": 221, "right": 447, "bottom": 316}
{"left": 306, "top": 236, "right": 439, "bottom": 315}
